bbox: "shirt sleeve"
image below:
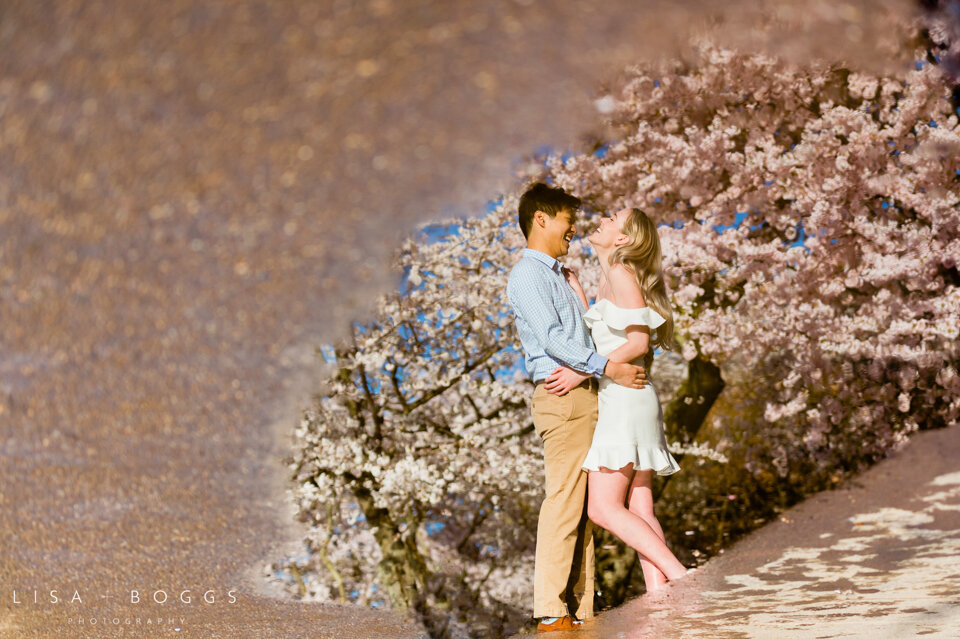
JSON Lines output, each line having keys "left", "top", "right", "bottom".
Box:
{"left": 507, "top": 270, "right": 609, "bottom": 377}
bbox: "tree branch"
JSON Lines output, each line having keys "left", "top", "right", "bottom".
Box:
{"left": 404, "top": 342, "right": 503, "bottom": 413}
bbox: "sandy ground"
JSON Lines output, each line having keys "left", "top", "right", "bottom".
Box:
{"left": 0, "top": 1, "right": 931, "bottom": 638}
{"left": 517, "top": 423, "right": 960, "bottom": 639}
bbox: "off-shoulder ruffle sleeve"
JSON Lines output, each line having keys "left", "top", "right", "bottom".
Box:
{"left": 586, "top": 298, "right": 666, "bottom": 330}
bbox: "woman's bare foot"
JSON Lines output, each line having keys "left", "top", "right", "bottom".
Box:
{"left": 663, "top": 564, "right": 692, "bottom": 582}
{"left": 663, "top": 567, "right": 697, "bottom": 587}
{"left": 645, "top": 567, "right": 697, "bottom": 599}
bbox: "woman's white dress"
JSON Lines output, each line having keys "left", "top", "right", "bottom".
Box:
{"left": 581, "top": 298, "right": 680, "bottom": 475}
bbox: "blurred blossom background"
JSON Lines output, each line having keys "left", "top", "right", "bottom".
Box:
{"left": 1, "top": 1, "right": 958, "bottom": 638}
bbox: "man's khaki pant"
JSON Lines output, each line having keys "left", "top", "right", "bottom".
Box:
{"left": 531, "top": 383, "right": 598, "bottom": 620}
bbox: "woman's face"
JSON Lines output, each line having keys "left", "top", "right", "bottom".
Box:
{"left": 588, "top": 208, "right": 631, "bottom": 249}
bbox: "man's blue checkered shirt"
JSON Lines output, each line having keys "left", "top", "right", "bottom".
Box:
{"left": 506, "top": 248, "right": 608, "bottom": 382}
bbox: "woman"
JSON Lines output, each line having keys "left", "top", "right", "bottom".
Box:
{"left": 552, "top": 207, "right": 691, "bottom": 592}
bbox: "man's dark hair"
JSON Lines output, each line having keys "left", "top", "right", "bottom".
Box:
{"left": 517, "top": 182, "right": 582, "bottom": 240}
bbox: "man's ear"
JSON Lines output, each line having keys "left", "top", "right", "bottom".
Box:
{"left": 534, "top": 210, "right": 547, "bottom": 228}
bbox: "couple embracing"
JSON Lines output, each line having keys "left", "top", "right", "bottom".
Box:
{"left": 505, "top": 183, "right": 694, "bottom": 633}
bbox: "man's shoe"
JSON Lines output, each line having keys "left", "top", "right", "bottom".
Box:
{"left": 537, "top": 615, "right": 583, "bottom": 633}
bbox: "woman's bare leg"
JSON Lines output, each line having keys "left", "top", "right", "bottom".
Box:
{"left": 587, "top": 464, "right": 687, "bottom": 581}
{"left": 626, "top": 469, "right": 669, "bottom": 591}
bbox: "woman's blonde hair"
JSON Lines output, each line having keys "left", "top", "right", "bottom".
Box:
{"left": 609, "top": 208, "right": 678, "bottom": 351}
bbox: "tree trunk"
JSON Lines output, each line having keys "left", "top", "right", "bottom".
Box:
{"left": 657, "top": 355, "right": 725, "bottom": 499}
{"left": 354, "top": 488, "right": 433, "bottom": 613}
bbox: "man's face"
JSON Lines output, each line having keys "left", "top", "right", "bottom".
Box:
{"left": 538, "top": 208, "right": 577, "bottom": 258}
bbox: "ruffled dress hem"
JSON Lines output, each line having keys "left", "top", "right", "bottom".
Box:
{"left": 581, "top": 445, "right": 681, "bottom": 475}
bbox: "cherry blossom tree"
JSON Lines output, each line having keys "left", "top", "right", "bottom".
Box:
{"left": 278, "top": 40, "right": 959, "bottom": 639}
{"left": 551, "top": 42, "right": 960, "bottom": 479}
{"left": 283, "top": 209, "right": 548, "bottom": 638}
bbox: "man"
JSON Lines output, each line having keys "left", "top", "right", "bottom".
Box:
{"left": 505, "top": 182, "right": 648, "bottom": 632}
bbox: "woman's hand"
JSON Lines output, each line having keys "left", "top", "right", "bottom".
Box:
{"left": 604, "top": 360, "right": 648, "bottom": 389}
{"left": 544, "top": 365, "right": 590, "bottom": 396}
{"left": 562, "top": 266, "right": 589, "bottom": 308}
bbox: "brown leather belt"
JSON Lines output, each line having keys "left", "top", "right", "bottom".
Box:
{"left": 534, "top": 376, "right": 599, "bottom": 391}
